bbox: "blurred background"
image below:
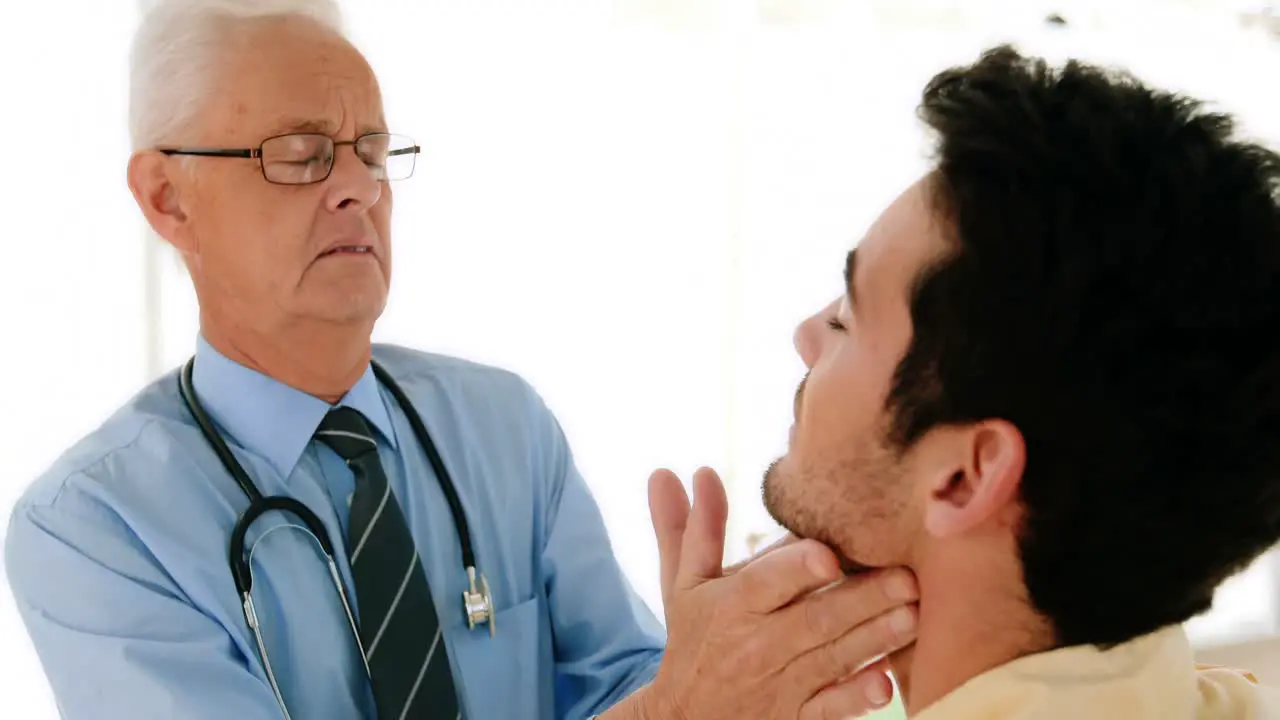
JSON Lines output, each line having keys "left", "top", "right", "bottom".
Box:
{"left": 1, "top": 0, "right": 1278, "bottom": 717}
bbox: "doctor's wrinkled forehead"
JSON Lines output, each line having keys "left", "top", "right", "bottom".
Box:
{"left": 128, "top": 0, "right": 350, "bottom": 151}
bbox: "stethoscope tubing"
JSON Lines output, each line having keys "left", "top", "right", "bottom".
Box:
{"left": 177, "top": 356, "right": 491, "bottom": 718}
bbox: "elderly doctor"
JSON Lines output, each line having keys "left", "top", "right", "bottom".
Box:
{"left": 4, "top": 1, "right": 919, "bottom": 719}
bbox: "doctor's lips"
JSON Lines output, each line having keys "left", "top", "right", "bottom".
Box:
{"left": 317, "top": 239, "right": 376, "bottom": 259}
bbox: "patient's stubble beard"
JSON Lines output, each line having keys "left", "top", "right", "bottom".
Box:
{"left": 762, "top": 456, "right": 884, "bottom": 576}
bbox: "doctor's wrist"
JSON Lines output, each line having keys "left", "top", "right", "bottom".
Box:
{"left": 599, "top": 683, "right": 667, "bottom": 720}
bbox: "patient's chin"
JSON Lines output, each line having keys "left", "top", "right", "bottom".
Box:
{"left": 783, "top": 528, "right": 873, "bottom": 577}
{"left": 761, "top": 483, "right": 880, "bottom": 577}
{"left": 837, "top": 554, "right": 875, "bottom": 576}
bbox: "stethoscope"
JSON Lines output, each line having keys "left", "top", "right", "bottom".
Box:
{"left": 177, "top": 356, "right": 495, "bottom": 719}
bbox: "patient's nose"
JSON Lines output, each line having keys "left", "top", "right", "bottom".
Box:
{"left": 794, "top": 315, "right": 820, "bottom": 369}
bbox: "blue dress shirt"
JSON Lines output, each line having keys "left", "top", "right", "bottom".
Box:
{"left": 5, "top": 337, "right": 665, "bottom": 719}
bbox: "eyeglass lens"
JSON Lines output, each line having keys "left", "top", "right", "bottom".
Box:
{"left": 260, "top": 133, "right": 417, "bottom": 185}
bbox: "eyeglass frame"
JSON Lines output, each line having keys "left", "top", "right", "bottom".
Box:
{"left": 156, "top": 131, "right": 421, "bottom": 185}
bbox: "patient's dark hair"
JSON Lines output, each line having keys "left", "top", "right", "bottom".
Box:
{"left": 890, "top": 44, "right": 1280, "bottom": 649}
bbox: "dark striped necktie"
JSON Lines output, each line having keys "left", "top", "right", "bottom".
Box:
{"left": 315, "top": 407, "right": 461, "bottom": 720}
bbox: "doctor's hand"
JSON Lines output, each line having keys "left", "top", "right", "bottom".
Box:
{"left": 639, "top": 467, "right": 918, "bottom": 720}
{"left": 722, "top": 531, "right": 799, "bottom": 576}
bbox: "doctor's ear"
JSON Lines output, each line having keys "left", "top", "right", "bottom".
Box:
{"left": 922, "top": 420, "right": 1026, "bottom": 538}
{"left": 127, "top": 150, "right": 193, "bottom": 253}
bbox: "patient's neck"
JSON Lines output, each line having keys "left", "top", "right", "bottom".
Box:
{"left": 890, "top": 548, "right": 1055, "bottom": 715}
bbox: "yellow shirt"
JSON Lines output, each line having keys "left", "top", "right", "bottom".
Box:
{"left": 913, "top": 626, "right": 1280, "bottom": 719}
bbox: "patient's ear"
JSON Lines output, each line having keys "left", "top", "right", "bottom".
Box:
{"left": 923, "top": 420, "right": 1025, "bottom": 538}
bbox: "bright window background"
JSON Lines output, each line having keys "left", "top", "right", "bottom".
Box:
{"left": 2, "top": 1, "right": 1277, "bottom": 717}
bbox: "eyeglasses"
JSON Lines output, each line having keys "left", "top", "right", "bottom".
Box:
{"left": 158, "top": 132, "right": 420, "bottom": 185}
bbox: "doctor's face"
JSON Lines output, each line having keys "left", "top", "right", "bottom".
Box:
{"left": 763, "top": 179, "right": 948, "bottom": 572}
{"left": 141, "top": 16, "right": 394, "bottom": 335}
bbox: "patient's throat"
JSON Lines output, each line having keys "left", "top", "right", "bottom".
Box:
{"left": 888, "top": 643, "right": 917, "bottom": 713}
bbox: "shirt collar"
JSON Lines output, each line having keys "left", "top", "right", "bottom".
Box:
{"left": 911, "top": 626, "right": 1234, "bottom": 720}
{"left": 191, "top": 335, "right": 399, "bottom": 480}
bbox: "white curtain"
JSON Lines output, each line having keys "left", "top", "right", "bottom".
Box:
{"left": 2, "top": 1, "right": 1277, "bottom": 717}
{"left": 0, "top": 2, "right": 146, "bottom": 716}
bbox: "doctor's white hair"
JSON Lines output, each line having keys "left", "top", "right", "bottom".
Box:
{"left": 129, "top": 0, "right": 346, "bottom": 150}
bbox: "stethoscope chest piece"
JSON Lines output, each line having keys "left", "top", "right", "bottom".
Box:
{"left": 463, "top": 566, "right": 496, "bottom": 637}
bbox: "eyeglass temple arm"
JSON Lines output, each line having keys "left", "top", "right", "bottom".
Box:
{"left": 159, "top": 148, "right": 259, "bottom": 158}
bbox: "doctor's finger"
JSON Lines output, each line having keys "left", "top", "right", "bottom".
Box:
{"left": 648, "top": 468, "right": 691, "bottom": 605}
{"left": 730, "top": 539, "right": 841, "bottom": 614}
{"left": 723, "top": 532, "right": 800, "bottom": 576}
{"left": 787, "top": 602, "right": 917, "bottom": 700}
{"left": 675, "top": 467, "right": 729, "bottom": 589}
{"left": 799, "top": 659, "right": 896, "bottom": 720}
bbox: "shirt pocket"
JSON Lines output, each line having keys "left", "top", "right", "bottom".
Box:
{"left": 447, "top": 594, "right": 551, "bottom": 720}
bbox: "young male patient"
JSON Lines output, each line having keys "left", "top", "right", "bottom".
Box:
{"left": 763, "top": 45, "right": 1280, "bottom": 719}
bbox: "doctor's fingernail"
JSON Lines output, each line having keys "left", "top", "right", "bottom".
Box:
{"left": 865, "top": 677, "right": 891, "bottom": 706}
{"left": 889, "top": 605, "right": 917, "bottom": 637}
{"left": 885, "top": 573, "right": 918, "bottom": 601}
{"left": 806, "top": 551, "right": 838, "bottom": 580}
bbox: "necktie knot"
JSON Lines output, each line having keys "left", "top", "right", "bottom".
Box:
{"left": 315, "top": 407, "right": 378, "bottom": 461}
